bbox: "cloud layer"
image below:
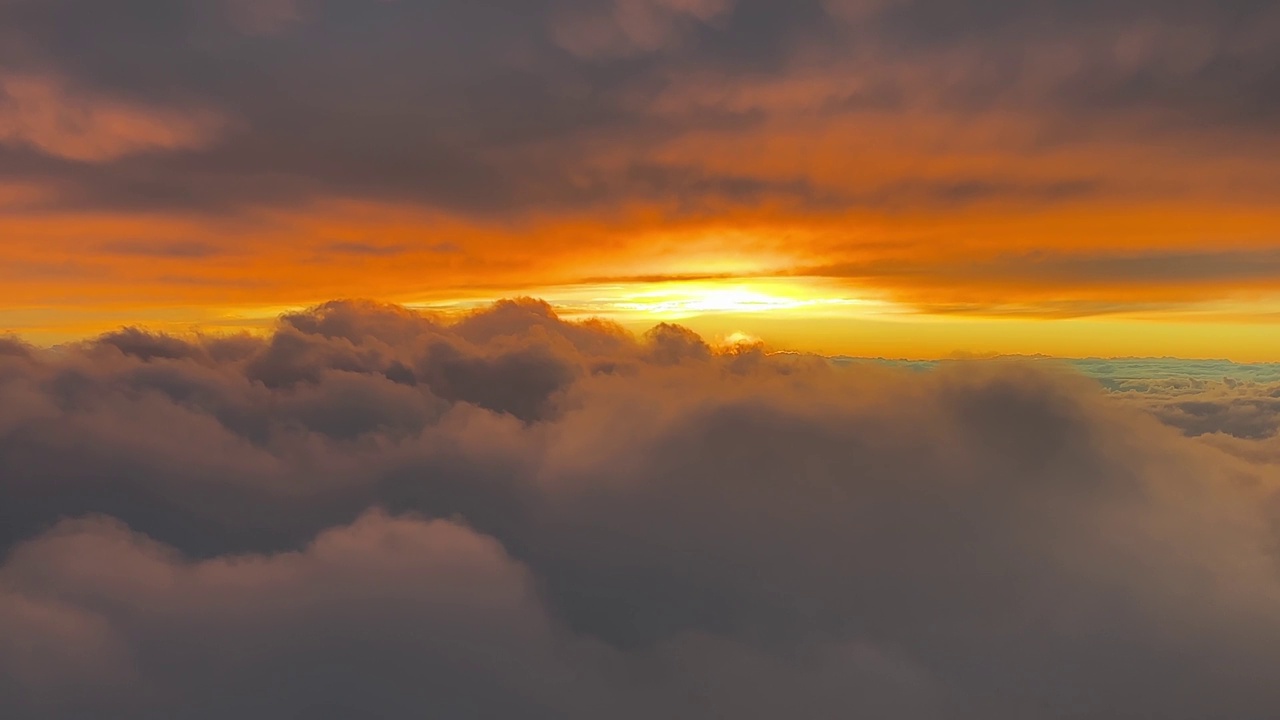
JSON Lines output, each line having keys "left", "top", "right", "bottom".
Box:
{"left": 3, "top": 300, "right": 1280, "bottom": 718}
{"left": 4, "top": 0, "right": 1275, "bottom": 213}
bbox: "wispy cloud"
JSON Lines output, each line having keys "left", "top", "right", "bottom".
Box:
{"left": 0, "top": 73, "right": 226, "bottom": 162}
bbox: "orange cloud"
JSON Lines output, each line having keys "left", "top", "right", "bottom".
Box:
{"left": 1, "top": 0, "right": 1278, "bottom": 357}
{"left": 0, "top": 73, "right": 225, "bottom": 162}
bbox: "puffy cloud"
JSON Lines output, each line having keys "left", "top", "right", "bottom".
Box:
{"left": 857, "top": 355, "right": 1280, "bottom": 439}
{"left": 2, "top": 299, "right": 1280, "bottom": 718}
{"left": 0, "top": 511, "right": 633, "bottom": 719}
{"left": 1106, "top": 377, "right": 1280, "bottom": 440}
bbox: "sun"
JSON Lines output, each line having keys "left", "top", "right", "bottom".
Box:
{"left": 527, "top": 277, "right": 901, "bottom": 322}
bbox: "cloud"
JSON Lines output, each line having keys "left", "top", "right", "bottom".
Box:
{"left": 552, "top": 0, "right": 735, "bottom": 58}
{"left": 0, "top": 511, "right": 629, "bottom": 719}
{"left": 3, "top": 0, "right": 1277, "bottom": 216}
{"left": 3, "top": 299, "right": 1280, "bottom": 718}
{"left": 794, "top": 249, "right": 1280, "bottom": 315}
{"left": 323, "top": 242, "right": 411, "bottom": 257}
{"left": 0, "top": 73, "right": 225, "bottom": 162}
{"left": 853, "top": 355, "right": 1280, "bottom": 438}
{"left": 97, "top": 240, "right": 225, "bottom": 259}
{"left": 1105, "top": 377, "right": 1280, "bottom": 440}
{"left": 222, "top": 0, "right": 303, "bottom": 36}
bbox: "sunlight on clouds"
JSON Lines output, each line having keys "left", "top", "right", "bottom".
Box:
{"left": 0, "top": 73, "right": 225, "bottom": 162}
{"left": 723, "top": 331, "right": 761, "bottom": 346}
{"left": 604, "top": 286, "right": 862, "bottom": 317}
{"left": 516, "top": 278, "right": 904, "bottom": 321}
{"left": 0, "top": 182, "right": 52, "bottom": 209}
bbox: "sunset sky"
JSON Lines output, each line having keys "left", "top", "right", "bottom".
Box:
{"left": 3, "top": 0, "right": 1279, "bottom": 358}
{"left": 7, "top": 4, "right": 1280, "bottom": 718}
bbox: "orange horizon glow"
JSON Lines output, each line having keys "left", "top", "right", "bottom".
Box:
{"left": 4, "top": 192, "right": 1280, "bottom": 360}
{"left": 6, "top": 274, "right": 1280, "bottom": 362}
{"left": 3, "top": 5, "right": 1279, "bottom": 361}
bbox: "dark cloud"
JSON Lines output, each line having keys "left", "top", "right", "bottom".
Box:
{"left": 3, "top": 299, "right": 1280, "bottom": 718}
{"left": 97, "top": 240, "right": 223, "bottom": 259}
{"left": 1011, "top": 249, "right": 1280, "bottom": 285}
{"left": 1, "top": 0, "right": 1277, "bottom": 218}
{"left": 841, "top": 177, "right": 1106, "bottom": 210}
{"left": 852, "top": 355, "right": 1280, "bottom": 438}
{"left": 867, "top": 0, "right": 1280, "bottom": 128}
{"left": 810, "top": 248, "right": 1280, "bottom": 285}
{"left": 323, "top": 242, "right": 416, "bottom": 257}
{"left": 795, "top": 249, "right": 1280, "bottom": 313}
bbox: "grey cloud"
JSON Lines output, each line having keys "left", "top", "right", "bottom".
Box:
{"left": 1106, "top": 377, "right": 1280, "bottom": 440}
{"left": 850, "top": 356, "right": 1280, "bottom": 382}
{"left": 96, "top": 327, "right": 212, "bottom": 362}
{"left": 865, "top": 0, "right": 1280, "bottom": 127}
{"left": 838, "top": 177, "right": 1106, "bottom": 210}
{"left": 1, "top": 0, "right": 1276, "bottom": 219}
{"left": 3, "top": 299, "right": 1280, "bottom": 718}
{"left": 0, "top": 511, "right": 633, "bottom": 720}
{"left": 97, "top": 240, "right": 223, "bottom": 259}
{"left": 1014, "top": 249, "right": 1280, "bottom": 284}
{"left": 222, "top": 0, "right": 301, "bottom": 36}
{"left": 324, "top": 242, "right": 407, "bottom": 256}
{"left": 550, "top": 0, "right": 735, "bottom": 58}
{"left": 799, "top": 249, "right": 1280, "bottom": 310}
{"left": 846, "top": 355, "right": 1280, "bottom": 439}
{"left": 1065, "top": 357, "right": 1280, "bottom": 385}
{"left": 0, "top": 336, "right": 33, "bottom": 358}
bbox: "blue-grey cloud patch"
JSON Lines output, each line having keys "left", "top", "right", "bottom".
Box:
{"left": 1079, "top": 360, "right": 1280, "bottom": 440}
{"left": 843, "top": 355, "right": 1280, "bottom": 439}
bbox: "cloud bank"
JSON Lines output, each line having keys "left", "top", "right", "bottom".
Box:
{"left": 2, "top": 299, "right": 1280, "bottom": 718}
{"left": 4, "top": 0, "right": 1276, "bottom": 216}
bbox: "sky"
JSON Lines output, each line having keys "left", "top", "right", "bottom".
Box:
{"left": 6, "top": 6, "right": 1280, "bottom": 715}
{"left": 1, "top": 0, "right": 1279, "bottom": 358}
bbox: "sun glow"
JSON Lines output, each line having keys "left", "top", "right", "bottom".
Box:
{"left": 516, "top": 278, "right": 904, "bottom": 322}
{"left": 611, "top": 286, "right": 836, "bottom": 315}
{"left": 722, "top": 331, "right": 763, "bottom": 347}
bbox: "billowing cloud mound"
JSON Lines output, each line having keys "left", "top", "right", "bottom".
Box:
{"left": 2, "top": 300, "right": 1280, "bottom": 719}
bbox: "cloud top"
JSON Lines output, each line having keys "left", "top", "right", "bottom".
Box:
{"left": 2, "top": 299, "right": 1279, "bottom": 718}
